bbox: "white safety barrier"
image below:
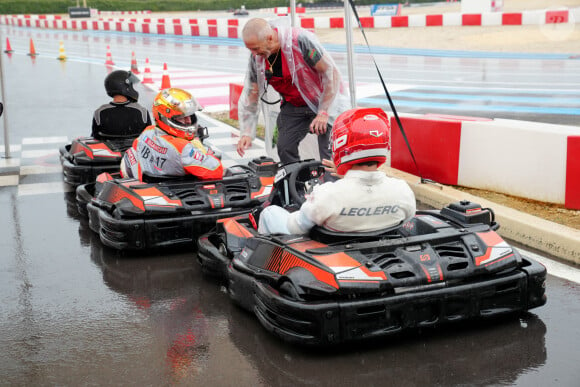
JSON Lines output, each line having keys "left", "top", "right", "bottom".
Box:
{"left": 390, "top": 114, "right": 580, "bottom": 210}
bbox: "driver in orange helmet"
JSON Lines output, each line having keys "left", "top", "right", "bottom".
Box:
{"left": 121, "top": 88, "right": 223, "bottom": 181}
{"left": 258, "top": 107, "right": 416, "bottom": 234}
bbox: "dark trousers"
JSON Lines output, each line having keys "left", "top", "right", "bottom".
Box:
{"left": 276, "top": 103, "right": 331, "bottom": 164}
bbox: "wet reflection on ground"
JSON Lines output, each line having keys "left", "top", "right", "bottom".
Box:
{"left": 2, "top": 32, "right": 578, "bottom": 384}
{"left": 23, "top": 192, "right": 546, "bottom": 385}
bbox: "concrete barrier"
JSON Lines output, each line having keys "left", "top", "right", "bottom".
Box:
{"left": 390, "top": 113, "right": 580, "bottom": 210}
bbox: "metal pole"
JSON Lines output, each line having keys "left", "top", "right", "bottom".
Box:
{"left": 0, "top": 31, "right": 10, "bottom": 158}
{"left": 290, "top": 0, "right": 296, "bottom": 27}
{"left": 344, "top": 0, "right": 356, "bottom": 108}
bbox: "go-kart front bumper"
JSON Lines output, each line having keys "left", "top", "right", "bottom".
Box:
{"left": 228, "top": 258, "right": 547, "bottom": 346}
{"left": 92, "top": 205, "right": 257, "bottom": 251}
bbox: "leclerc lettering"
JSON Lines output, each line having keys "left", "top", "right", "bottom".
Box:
{"left": 339, "top": 205, "right": 400, "bottom": 216}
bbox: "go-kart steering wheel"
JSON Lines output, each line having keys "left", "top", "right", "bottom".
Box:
{"left": 287, "top": 160, "right": 326, "bottom": 206}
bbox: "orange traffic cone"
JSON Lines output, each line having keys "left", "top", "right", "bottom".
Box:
{"left": 104, "top": 45, "right": 114, "bottom": 66}
{"left": 160, "top": 62, "right": 171, "bottom": 89}
{"left": 4, "top": 37, "right": 13, "bottom": 54}
{"left": 27, "top": 38, "right": 38, "bottom": 57}
{"left": 141, "top": 58, "right": 154, "bottom": 84}
{"left": 56, "top": 41, "right": 66, "bottom": 61}
{"left": 130, "top": 51, "right": 140, "bottom": 74}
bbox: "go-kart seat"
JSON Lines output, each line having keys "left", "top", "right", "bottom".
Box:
{"left": 95, "top": 131, "right": 139, "bottom": 140}
{"left": 309, "top": 223, "right": 404, "bottom": 244}
{"left": 141, "top": 171, "right": 194, "bottom": 184}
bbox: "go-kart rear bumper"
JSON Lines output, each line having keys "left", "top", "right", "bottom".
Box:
{"left": 60, "top": 155, "right": 120, "bottom": 186}
{"left": 229, "top": 258, "right": 547, "bottom": 346}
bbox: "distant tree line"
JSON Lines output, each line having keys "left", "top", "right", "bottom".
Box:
{"left": 0, "top": 0, "right": 443, "bottom": 14}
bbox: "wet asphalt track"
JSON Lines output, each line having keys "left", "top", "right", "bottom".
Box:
{"left": 1, "top": 24, "right": 580, "bottom": 385}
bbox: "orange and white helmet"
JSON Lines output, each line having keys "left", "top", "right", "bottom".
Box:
{"left": 331, "top": 107, "right": 390, "bottom": 176}
{"left": 153, "top": 88, "right": 201, "bottom": 140}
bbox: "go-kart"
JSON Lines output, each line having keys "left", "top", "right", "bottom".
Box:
{"left": 59, "top": 127, "right": 210, "bottom": 187}
{"left": 196, "top": 160, "right": 547, "bottom": 346}
{"left": 233, "top": 6, "right": 249, "bottom": 16}
{"left": 59, "top": 135, "right": 134, "bottom": 186}
{"left": 76, "top": 156, "right": 277, "bottom": 251}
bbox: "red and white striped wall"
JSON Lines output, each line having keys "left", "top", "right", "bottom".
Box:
{"left": 299, "top": 8, "right": 579, "bottom": 29}
{"left": 390, "top": 114, "right": 580, "bottom": 209}
{"left": 0, "top": 15, "right": 244, "bottom": 39}
{"left": 1, "top": 7, "right": 579, "bottom": 37}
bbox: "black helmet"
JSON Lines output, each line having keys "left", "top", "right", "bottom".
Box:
{"left": 104, "top": 70, "right": 140, "bottom": 101}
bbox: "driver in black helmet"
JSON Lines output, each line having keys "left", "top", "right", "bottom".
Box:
{"left": 91, "top": 70, "right": 151, "bottom": 140}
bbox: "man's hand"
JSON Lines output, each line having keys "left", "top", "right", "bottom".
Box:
{"left": 237, "top": 135, "right": 253, "bottom": 157}
{"left": 322, "top": 158, "right": 343, "bottom": 178}
{"left": 309, "top": 111, "right": 329, "bottom": 135}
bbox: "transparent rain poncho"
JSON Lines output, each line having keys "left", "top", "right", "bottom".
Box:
{"left": 237, "top": 19, "right": 350, "bottom": 144}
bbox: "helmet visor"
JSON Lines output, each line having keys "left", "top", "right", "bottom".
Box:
{"left": 127, "top": 71, "right": 140, "bottom": 85}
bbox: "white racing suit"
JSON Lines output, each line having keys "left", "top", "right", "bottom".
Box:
{"left": 258, "top": 170, "right": 417, "bottom": 235}
{"left": 121, "top": 125, "right": 223, "bottom": 181}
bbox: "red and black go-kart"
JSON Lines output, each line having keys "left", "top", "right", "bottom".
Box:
{"left": 59, "top": 134, "right": 135, "bottom": 187}
{"left": 196, "top": 160, "right": 547, "bottom": 346}
{"left": 59, "top": 127, "right": 210, "bottom": 187}
{"left": 76, "top": 156, "right": 277, "bottom": 251}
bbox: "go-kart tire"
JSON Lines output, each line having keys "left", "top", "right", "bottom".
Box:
{"left": 278, "top": 280, "right": 303, "bottom": 301}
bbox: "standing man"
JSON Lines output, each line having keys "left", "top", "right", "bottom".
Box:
{"left": 236, "top": 18, "right": 349, "bottom": 164}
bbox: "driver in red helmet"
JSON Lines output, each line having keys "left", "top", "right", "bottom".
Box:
{"left": 120, "top": 88, "right": 223, "bottom": 181}
{"left": 258, "top": 107, "right": 416, "bottom": 234}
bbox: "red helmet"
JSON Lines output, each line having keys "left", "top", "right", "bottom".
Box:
{"left": 331, "top": 108, "right": 390, "bottom": 176}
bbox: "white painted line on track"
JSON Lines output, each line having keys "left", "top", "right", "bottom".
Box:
{"left": 0, "top": 158, "right": 21, "bottom": 168}
{"left": 0, "top": 175, "right": 19, "bottom": 187}
{"left": 20, "top": 165, "right": 63, "bottom": 175}
{"left": 21, "top": 149, "right": 59, "bottom": 159}
{"left": 204, "top": 104, "right": 230, "bottom": 112}
{"left": 22, "top": 136, "right": 69, "bottom": 145}
{"left": 520, "top": 248, "right": 580, "bottom": 284}
{"left": 205, "top": 137, "right": 237, "bottom": 146}
{"left": 356, "top": 83, "right": 414, "bottom": 98}
{"left": 17, "top": 182, "right": 73, "bottom": 196}
{"left": 0, "top": 144, "right": 22, "bottom": 153}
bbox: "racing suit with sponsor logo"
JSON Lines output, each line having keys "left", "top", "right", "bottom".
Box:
{"left": 258, "top": 169, "right": 416, "bottom": 235}
{"left": 120, "top": 125, "right": 223, "bottom": 181}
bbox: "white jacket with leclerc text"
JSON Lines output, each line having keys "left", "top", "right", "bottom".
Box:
{"left": 287, "top": 169, "right": 416, "bottom": 234}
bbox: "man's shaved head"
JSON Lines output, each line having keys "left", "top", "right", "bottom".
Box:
{"left": 242, "top": 18, "right": 279, "bottom": 58}
{"left": 242, "top": 18, "right": 272, "bottom": 42}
